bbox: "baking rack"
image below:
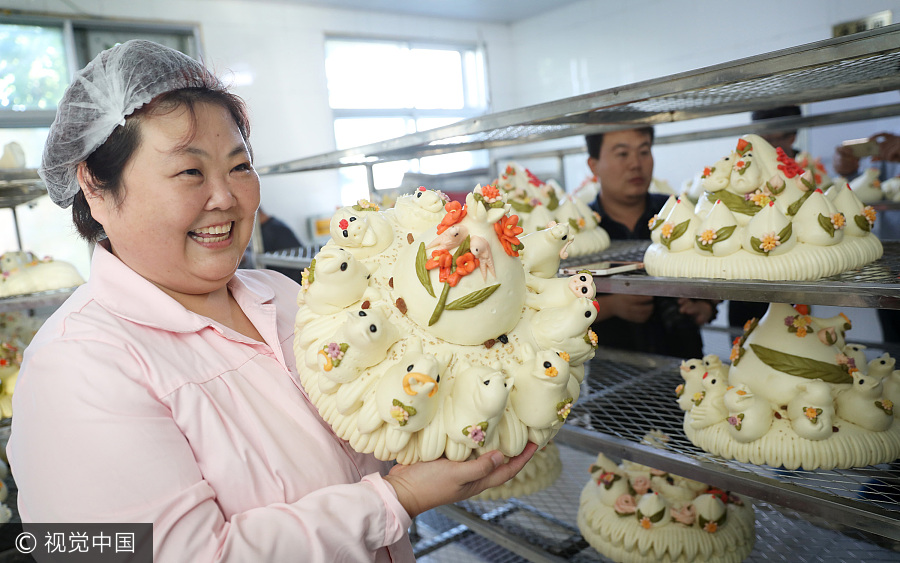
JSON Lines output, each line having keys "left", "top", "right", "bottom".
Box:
{"left": 411, "top": 440, "right": 900, "bottom": 562}
{"left": 562, "top": 240, "right": 900, "bottom": 310}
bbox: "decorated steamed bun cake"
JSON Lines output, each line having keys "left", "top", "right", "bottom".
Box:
{"left": 0, "top": 251, "right": 84, "bottom": 298}
{"left": 494, "top": 162, "right": 610, "bottom": 258}
{"left": 472, "top": 440, "right": 563, "bottom": 501}
{"left": 577, "top": 432, "right": 755, "bottom": 563}
{"left": 643, "top": 135, "right": 882, "bottom": 280}
{"left": 294, "top": 186, "right": 599, "bottom": 464}
{"left": 679, "top": 303, "right": 900, "bottom": 470}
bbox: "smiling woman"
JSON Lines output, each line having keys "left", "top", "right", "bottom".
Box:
{"left": 7, "top": 40, "right": 535, "bottom": 563}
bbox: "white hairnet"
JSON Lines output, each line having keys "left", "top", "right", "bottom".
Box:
{"left": 40, "top": 40, "right": 222, "bottom": 208}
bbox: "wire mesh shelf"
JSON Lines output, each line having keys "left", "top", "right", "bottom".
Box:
{"left": 412, "top": 443, "right": 900, "bottom": 562}
{"left": 561, "top": 240, "right": 900, "bottom": 309}
{"left": 258, "top": 26, "right": 900, "bottom": 175}
{"left": 0, "top": 287, "right": 79, "bottom": 314}
{"left": 556, "top": 349, "right": 900, "bottom": 541}
{"left": 255, "top": 245, "right": 322, "bottom": 270}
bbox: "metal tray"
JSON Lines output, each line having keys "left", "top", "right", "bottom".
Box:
{"left": 562, "top": 240, "right": 900, "bottom": 310}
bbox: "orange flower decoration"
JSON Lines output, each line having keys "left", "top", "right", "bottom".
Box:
{"left": 447, "top": 252, "right": 479, "bottom": 287}
{"left": 481, "top": 184, "right": 501, "bottom": 201}
{"left": 425, "top": 249, "right": 453, "bottom": 283}
{"left": 436, "top": 201, "right": 467, "bottom": 234}
{"left": 640, "top": 516, "right": 652, "bottom": 530}
{"left": 494, "top": 214, "right": 524, "bottom": 257}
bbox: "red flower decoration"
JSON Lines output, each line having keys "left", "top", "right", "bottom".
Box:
{"left": 775, "top": 147, "right": 804, "bottom": 178}
{"left": 526, "top": 168, "right": 544, "bottom": 187}
{"left": 447, "top": 252, "right": 479, "bottom": 287}
{"left": 706, "top": 487, "right": 729, "bottom": 504}
{"left": 436, "top": 201, "right": 467, "bottom": 235}
{"left": 425, "top": 249, "right": 453, "bottom": 283}
{"left": 494, "top": 214, "right": 524, "bottom": 257}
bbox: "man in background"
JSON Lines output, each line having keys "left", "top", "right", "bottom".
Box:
{"left": 586, "top": 127, "right": 717, "bottom": 359}
{"left": 242, "top": 208, "right": 304, "bottom": 283}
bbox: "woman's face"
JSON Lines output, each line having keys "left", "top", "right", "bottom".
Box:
{"left": 87, "top": 101, "right": 260, "bottom": 297}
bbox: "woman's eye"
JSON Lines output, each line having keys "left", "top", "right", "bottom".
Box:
{"left": 233, "top": 162, "right": 253, "bottom": 172}
{"left": 181, "top": 169, "right": 202, "bottom": 176}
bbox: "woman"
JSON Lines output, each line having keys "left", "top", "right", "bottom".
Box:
{"left": 8, "top": 40, "right": 535, "bottom": 562}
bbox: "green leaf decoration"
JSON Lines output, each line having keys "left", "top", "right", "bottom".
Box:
{"left": 855, "top": 214, "right": 871, "bottom": 232}
{"left": 661, "top": 219, "right": 691, "bottom": 250}
{"left": 786, "top": 190, "right": 812, "bottom": 216}
{"left": 767, "top": 179, "right": 786, "bottom": 195}
{"left": 547, "top": 190, "right": 560, "bottom": 211}
{"left": 308, "top": 258, "right": 316, "bottom": 284}
{"left": 428, "top": 283, "right": 452, "bottom": 326}
{"left": 778, "top": 222, "right": 793, "bottom": 244}
{"left": 452, "top": 235, "right": 471, "bottom": 260}
{"left": 696, "top": 224, "right": 737, "bottom": 253}
{"left": 568, "top": 217, "right": 582, "bottom": 233}
{"left": 818, "top": 213, "right": 836, "bottom": 237}
{"left": 509, "top": 200, "right": 534, "bottom": 213}
{"left": 801, "top": 175, "right": 815, "bottom": 191}
{"left": 649, "top": 215, "right": 662, "bottom": 231}
{"left": 749, "top": 343, "right": 852, "bottom": 384}
{"left": 736, "top": 160, "right": 752, "bottom": 176}
{"left": 875, "top": 400, "right": 893, "bottom": 416}
{"left": 416, "top": 243, "right": 435, "bottom": 297}
{"left": 445, "top": 284, "right": 501, "bottom": 311}
{"left": 649, "top": 508, "right": 666, "bottom": 524}
{"left": 741, "top": 317, "right": 759, "bottom": 342}
{"left": 734, "top": 412, "right": 745, "bottom": 431}
{"left": 707, "top": 190, "right": 762, "bottom": 217}
{"left": 749, "top": 236, "right": 766, "bottom": 256}
{"left": 732, "top": 345, "right": 746, "bottom": 366}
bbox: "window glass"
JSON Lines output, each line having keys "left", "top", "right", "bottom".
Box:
{"left": 0, "top": 23, "right": 68, "bottom": 112}
{"left": 325, "top": 40, "right": 410, "bottom": 109}
{"left": 325, "top": 37, "right": 489, "bottom": 198}
{"left": 409, "top": 49, "right": 463, "bottom": 109}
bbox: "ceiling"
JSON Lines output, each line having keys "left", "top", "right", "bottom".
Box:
{"left": 282, "top": 0, "right": 584, "bottom": 24}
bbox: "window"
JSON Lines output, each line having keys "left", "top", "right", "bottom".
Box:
{"left": 324, "top": 37, "right": 489, "bottom": 204}
{"left": 0, "top": 15, "right": 200, "bottom": 277}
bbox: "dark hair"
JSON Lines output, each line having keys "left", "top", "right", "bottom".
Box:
{"left": 750, "top": 105, "right": 801, "bottom": 122}
{"left": 73, "top": 87, "right": 252, "bottom": 242}
{"left": 585, "top": 126, "right": 655, "bottom": 159}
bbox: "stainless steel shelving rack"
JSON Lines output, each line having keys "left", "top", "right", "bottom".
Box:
{"left": 0, "top": 170, "right": 79, "bottom": 313}
{"left": 257, "top": 26, "right": 900, "bottom": 562}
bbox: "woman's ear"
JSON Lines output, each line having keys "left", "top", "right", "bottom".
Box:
{"left": 76, "top": 162, "right": 110, "bottom": 224}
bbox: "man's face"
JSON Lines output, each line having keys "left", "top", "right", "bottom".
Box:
{"left": 760, "top": 131, "right": 797, "bottom": 155}
{"left": 588, "top": 129, "right": 654, "bottom": 207}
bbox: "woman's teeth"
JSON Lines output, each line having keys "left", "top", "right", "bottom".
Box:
{"left": 190, "top": 223, "right": 232, "bottom": 243}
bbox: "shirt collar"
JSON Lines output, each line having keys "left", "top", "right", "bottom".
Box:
{"left": 88, "top": 241, "right": 275, "bottom": 333}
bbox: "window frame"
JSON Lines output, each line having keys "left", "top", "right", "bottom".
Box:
{"left": 0, "top": 12, "right": 202, "bottom": 130}
{"left": 323, "top": 35, "right": 490, "bottom": 198}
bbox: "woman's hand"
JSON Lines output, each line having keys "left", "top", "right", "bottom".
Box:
{"left": 384, "top": 442, "right": 539, "bottom": 518}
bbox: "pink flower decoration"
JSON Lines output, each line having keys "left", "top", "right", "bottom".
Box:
{"left": 632, "top": 475, "right": 651, "bottom": 495}
{"left": 613, "top": 494, "right": 636, "bottom": 515}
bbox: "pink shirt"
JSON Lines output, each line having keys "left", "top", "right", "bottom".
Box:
{"left": 8, "top": 243, "right": 414, "bottom": 562}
